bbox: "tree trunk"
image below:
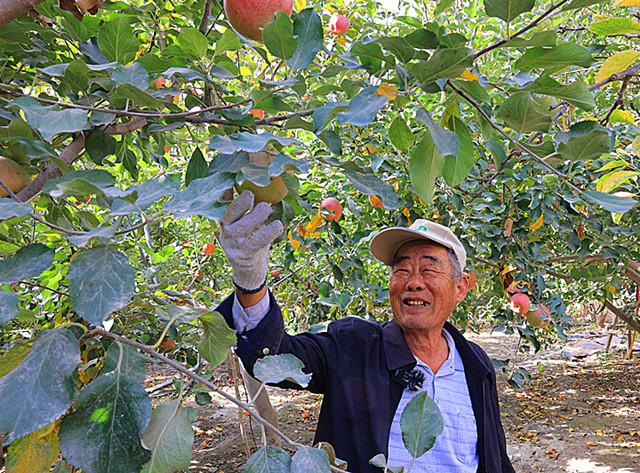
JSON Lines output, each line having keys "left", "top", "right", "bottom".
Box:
{"left": 240, "top": 365, "right": 282, "bottom": 447}
{"left": 0, "top": 0, "right": 47, "bottom": 28}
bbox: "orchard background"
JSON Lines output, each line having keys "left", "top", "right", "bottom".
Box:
{"left": 0, "top": 0, "right": 639, "bottom": 471}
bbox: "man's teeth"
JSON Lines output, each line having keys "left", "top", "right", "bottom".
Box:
{"left": 406, "top": 300, "right": 426, "bottom": 306}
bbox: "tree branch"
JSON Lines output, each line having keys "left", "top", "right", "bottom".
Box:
{"left": 447, "top": 81, "right": 567, "bottom": 179}
{"left": 604, "top": 300, "right": 640, "bottom": 333}
{"left": 473, "top": 0, "right": 570, "bottom": 60}
{"left": 16, "top": 118, "right": 147, "bottom": 202}
{"left": 197, "top": 0, "right": 214, "bottom": 34}
{"left": 589, "top": 63, "right": 640, "bottom": 91}
{"left": 0, "top": 0, "right": 46, "bottom": 28}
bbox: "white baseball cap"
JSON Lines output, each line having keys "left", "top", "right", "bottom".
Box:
{"left": 369, "top": 219, "right": 467, "bottom": 269}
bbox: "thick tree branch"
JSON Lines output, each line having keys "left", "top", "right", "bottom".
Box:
{"left": 198, "top": 0, "right": 214, "bottom": 34}
{"left": 0, "top": 0, "right": 46, "bottom": 28}
{"left": 604, "top": 300, "right": 640, "bottom": 333}
{"left": 16, "top": 118, "right": 147, "bottom": 202}
{"left": 474, "top": 0, "right": 569, "bottom": 60}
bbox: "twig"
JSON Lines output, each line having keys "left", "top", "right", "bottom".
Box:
{"left": 0, "top": 88, "right": 253, "bottom": 119}
{"left": 600, "top": 76, "right": 631, "bottom": 125}
{"left": 589, "top": 63, "right": 640, "bottom": 91}
{"left": 447, "top": 80, "right": 567, "bottom": 179}
{"left": 198, "top": 0, "right": 214, "bottom": 35}
{"left": 474, "top": 0, "right": 570, "bottom": 60}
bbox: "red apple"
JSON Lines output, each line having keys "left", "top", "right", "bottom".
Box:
{"left": 320, "top": 197, "right": 343, "bottom": 222}
{"left": 329, "top": 13, "right": 349, "bottom": 35}
{"left": 509, "top": 293, "right": 531, "bottom": 314}
{"left": 203, "top": 243, "right": 215, "bottom": 255}
{"left": 224, "top": 0, "right": 293, "bottom": 42}
{"left": 525, "top": 304, "right": 551, "bottom": 328}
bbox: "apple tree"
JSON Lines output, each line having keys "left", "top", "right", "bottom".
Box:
{"left": 0, "top": 0, "right": 639, "bottom": 471}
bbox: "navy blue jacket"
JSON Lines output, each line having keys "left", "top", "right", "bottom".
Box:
{"left": 217, "top": 291, "right": 515, "bottom": 473}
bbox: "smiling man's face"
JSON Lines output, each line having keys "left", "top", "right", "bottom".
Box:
{"left": 389, "top": 240, "right": 469, "bottom": 335}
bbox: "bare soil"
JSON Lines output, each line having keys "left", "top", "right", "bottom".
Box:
{"left": 173, "top": 327, "right": 640, "bottom": 473}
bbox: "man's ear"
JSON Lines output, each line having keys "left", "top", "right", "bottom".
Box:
{"left": 455, "top": 272, "right": 472, "bottom": 302}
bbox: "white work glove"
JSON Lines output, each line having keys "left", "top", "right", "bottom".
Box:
{"left": 219, "top": 190, "right": 284, "bottom": 294}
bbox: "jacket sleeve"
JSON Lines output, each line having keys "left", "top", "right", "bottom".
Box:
{"left": 215, "top": 289, "right": 343, "bottom": 394}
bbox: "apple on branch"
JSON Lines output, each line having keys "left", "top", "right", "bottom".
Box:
{"left": 320, "top": 197, "right": 342, "bottom": 222}
{"left": 329, "top": 13, "right": 349, "bottom": 35}
{"left": 224, "top": 0, "right": 293, "bottom": 42}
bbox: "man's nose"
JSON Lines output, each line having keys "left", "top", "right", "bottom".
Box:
{"left": 405, "top": 270, "right": 425, "bottom": 291}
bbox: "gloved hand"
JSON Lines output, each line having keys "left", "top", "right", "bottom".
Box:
{"left": 219, "top": 190, "right": 284, "bottom": 294}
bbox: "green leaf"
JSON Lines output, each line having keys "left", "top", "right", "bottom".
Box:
{"left": 85, "top": 130, "right": 117, "bottom": 165}
{"left": 410, "top": 131, "right": 445, "bottom": 204}
{"left": 97, "top": 17, "right": 139, "bottom": 65}
{"left": 0, "top": 243, "right": 55, "bottom": 285}
{"left": 68, "top": 245, "right": 135, "bottom": 326}
{"left": 484, "top": 0, "right": 535, "bottom": 22}
{"left": 113, "top": 84, "right": 167, "bottom": 109}
{"left": 264, "top": 11, "right": 298, "bottom": 60}
{"left": 291, "top": 446, "right": 331, "bottom": 473}
{"left": 5, "top": 421, "right": 60, "bottom": 473}
{"left": 41, "top": 170, "right": 133, "bottom": 199}
{"left": 389, "top": 116, "right": 415, "bottom": 151}
{"left": 8, "top": 97, "right": 88, "bottom": 143}
{"left": 401, "top": 391, "right": 444, "bottom": 459}
{"left": 496, "top": 92, "right": 551, "bottom": 134}
{"left": 504, "top": 31, "right": 557, "bottom": 48}
{"left": 178, "top": 27, "right": 208, "bottom": 59}
{"left": 342, "top": 169, "right": 402, "bottom": 209}
{"left": 185, "top": 147, "right": 208, "bottom": 187}
{"left": 253, "top": 353, "right": 311, "bottom": 387}
{"left": 215, "top": 28, "right": 242, "bottom": 56}
{"left": 554, "top": 121, "right": 612, "bottom": 161}
{"left": 110, "top": 175, "right": 181, "bottom": 215}
{"left": 198, "top": 311, "right": 237, "bottom": 368}
{"left": 0, "top": 342, "right": 32, "bottom": 378}
{"left": 0, "top": 329, "right": 79, "bottom": 441}
{"left": 141, "top": 399, "right": 194, "bottom": 473}
{"left": 244, "top": 445, "right": 291, "bottom": 473}
{"left": 58, "top": 371, "right": 152, "bottom": 473}
{"left": 434, "top": 0, "right": 456, "bottom": 15}
{"left": 0, "top": 289, "right": 19, "bottom": 327}
{"left": 563, "top": 0, "right": 607, "bottom": 9}
{"left": 338, "top": 87, "right": 388, "bottom": 126}
{"left": 103, "top": 343, "right": 146, "bottom": 383}
{"left": 515, "top": 43, "right": 594, "bottom": 72}
{"left": 409, "top": 47, "right": 473, "bottom": 86}
{"left": 375, "top": 36, "right": 416, "bottom": 64}
{"left": 415, "top": 108, "right": 459, "bottom": 156}
{"left": 313, "top": 101, "right": 348, "bottom": 133}
{"left": 288, "top": 8, "right": 323, "bottom": 70}
{"left": 209, "top": 131, "right": 299, "bottom": 153}
{"left": 164, "top": 174, "right": 235, "bottom": 220}
{"left": 64, "top": 60, "right": 90, "bottom": 92}
{"left": 67, "top": 224, "right": 118, "bottom": 248}
{"left": 525, "top": 76, "right": 595, "bottom": 111}
{"left": 583, "top": 190, "right": 637, "bottom": 214}
{"left": 111, "top": 62, "right": 150, "bottom": 90}
{"left": 589, "top": 17, "right": 640, "bottom": 35}
{"left": 443, "top": 117, "right": 475, "bottom": 186}
{"left": 0, "top": 199, "right": 31, "bottom": 219}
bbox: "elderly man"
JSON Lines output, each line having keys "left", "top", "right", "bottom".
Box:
{"left": 216, "top": 191, "right": 514, "bottom": 473}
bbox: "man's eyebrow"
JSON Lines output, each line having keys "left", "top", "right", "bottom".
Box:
{"left": 391, "top": 255, "right": 442, "bottom": 266}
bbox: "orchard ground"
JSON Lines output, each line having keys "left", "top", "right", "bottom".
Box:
{"left": 135, "top": 319, "right": 640, "bottom": 473}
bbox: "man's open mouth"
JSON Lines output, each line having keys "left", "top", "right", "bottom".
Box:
{"left": 404, "top": 299, "right": 428, "bottom": 307}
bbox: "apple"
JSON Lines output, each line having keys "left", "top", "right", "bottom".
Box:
{"left": 525, "top": 303, "right": 551, "bottom": 328}
{"left": 0, "top": 157, "right": 31, "bottom": 198}
{"left": 153, "top": 76, "right": 166, "bottom": 89}
{"left": 368, "top": 195, "right": 384, "bottom": 208}
{"left": 223, "top": 0, "right": 293, "bottom": 42}
{"left": 509, "top": 293, "right": 531, "bottom": 314}
{"left": 271, "top": 269, "right": 280, "bottom": 278}
{"left": 195, "top": 270, "right": 203, "bottom": 280}
{"left": 203, "top": 243, "right": 215, "bottom": 255}
{"left": 235, "top": 151, "right": 288, "bottom": 204}
{"left": 329, "top": 13, "right": 349, "bottom": 35}
{"left": 320, "top": 197, "right": 342, "bottom": 221}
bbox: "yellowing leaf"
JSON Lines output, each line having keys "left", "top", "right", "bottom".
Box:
{"left": 5, "top": 422, "right": 60, "bottom": 473}
{"left": 375, "top": 82, "right": 398, "bottom": 100}
{"left": 596, "top": 50, "right": 640, "bottom": 84}
{"left": 336, "top": 36, "right": 346, "bottom": 46}
{"left": 460, "top": 70, "right": 479, "bottom": 81}
{"left": 294, "top": 0, "right": 307, "bottom": 11}
{"left": 529, "top": 213, "right": 544, "bottom": 231}
{"left": 288, "top": 231, "right": 301, "bottom": 249}
{"left": 633, "top": 136, "right": 640, "bottom": 155}
{"left": 306, "top": 213, "right": 325, "bottom": 235}
{"left": 609, "top": 109, "right": 635, "bottom": 124}
{"left": 614, "top": 0, "right": 640, "bottom": 6}
{"left": 596, "top": 170, "right": 640, "bottom": 193}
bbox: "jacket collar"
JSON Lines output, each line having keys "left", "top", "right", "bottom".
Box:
{"left": 381, "top": 318, "right": 492, "bottom": 380}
